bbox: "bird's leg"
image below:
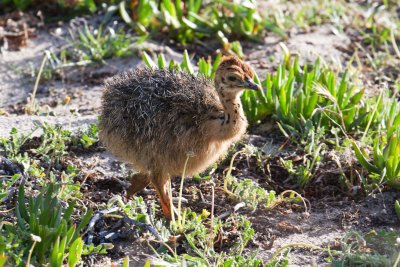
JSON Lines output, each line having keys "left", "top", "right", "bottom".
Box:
{"left": 127, "top": 173, "right": 151, "bottom": 196}
{"left": 151, "top": 173, "right": 172, "bottom": 220}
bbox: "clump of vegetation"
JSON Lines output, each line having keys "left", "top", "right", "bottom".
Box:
{"left": 0, "top": 0, "right": 97, "bottom": 13}
{"left": 0, "top": 127, "right": 35, "bottom": 160}
{"left": 1, "top": 184, "right": 92, "bottom": 266}
{"left": 142, "top": 49, "right": 221, "bottom": 77}
{"left": 111, "top": 195, "right": 261, "bottom": 266}
{"left": 353, "top": 129, "right": 400, "bottom": 189}
{"left": 118, "top": 0, "right": 280, "bottom": 46}
{"left": 30, "top": 25, "right": 137, "bottom": 85}
{"left": 0, "top": 123, "right": 101, "bottom": 266}
{"left": 77, "top": 123, "right": 99, "bottom": 149}
{"left": 330, "top": 230, "right": 400, "bottom": 266}
{"left": 68, "top": 23, "right": 136, "bottom": 64}
{"left": 31, "top": 123, "right": 71, "bottom": 164}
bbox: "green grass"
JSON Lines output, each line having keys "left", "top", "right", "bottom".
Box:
{"left": 117, "top": 0, "right": 282, "bottom": 46}
{"left": 24, "top": 24, "right": 138, "bottom": 90}
{"left": 0, "top": 183, "right": 92, "bottom": 267}
{"left": 0, "top": 0, "right": 97, "bottom": 13}
{"left": 353, "top": 129, "right": 400, "bottom": 189}
{"left": 258, "top": 49, "right": 377, "bottom": 141}
{"left": 0, "top": 123, "right": 98, "bottom": 203}
{"left": 0, "top": 124, "right": 102, "bottom": 266}
{"left": 107, "top": 191, "right": 263, "bottom": 266}
{"left": 16, "top": 184, "right": 92, "bottom": 266}
{"left": 330, "top": 230, "right": 400, "bottom": 266}
{"left": 68, "top": 23, "right": 136, "bottom": 64}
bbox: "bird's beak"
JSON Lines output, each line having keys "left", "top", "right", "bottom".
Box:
{"left": 243, "top": 78, "right": 261, "bottom": 91}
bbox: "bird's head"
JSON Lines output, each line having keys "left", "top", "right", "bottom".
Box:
{"left": 214, "top": 56, "right": 261, "bottom": 97}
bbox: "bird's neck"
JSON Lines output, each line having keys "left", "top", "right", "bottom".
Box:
{"left": 219, "top": 91, "right": 245, "bottom": 121}
{"left": 215, "top": 89, "right": 247, "bottom": 139}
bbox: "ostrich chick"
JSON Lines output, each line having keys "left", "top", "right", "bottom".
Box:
{"left": 99, "top": 56, "right": 260, "bottom": 219}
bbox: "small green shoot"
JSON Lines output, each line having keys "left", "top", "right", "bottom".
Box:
{"left": 15, "top": 183, "right": 92, "bottom": 266}
{"left": 395, "top": 200, "right": 400, "bottom": 221}
{"left": 352, "top": 129, "right": 400, "bottom": 189}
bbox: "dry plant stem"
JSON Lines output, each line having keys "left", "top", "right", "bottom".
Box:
{"left": 208, "top": 180, "right": 215, "bottom": 249}
{"left": 26, "top": 240, "right": 38, "bottom": 267}
{"left": 393, "top": 251, "right": 400, "bottom": 267}
{"left": 391, "top": 28, "right": 400, "bottom": 60}
{"left": 331, "top": 154, "right": 349, "bottom": 185}
{"left": 271, "top": 190, "right": 310, "bottom": 213}
{"left": 81, "top": 158, "right": 99, "bottom": 186}
{"left": 223, "top": 150, "right": 242, "bottom": 196}
{"left": 28, "top": 53, "right": 48, "bottom": 114}
{"left": 178, "top": 155, "right": 191, "bottom": 218}
{"left": 147, "top": 239, "right": 176, "bottom": 259}
{"left": 354, "top": 43, "right": 376, "bottom": 69}
{"left": 354, "top": 49, "right": 363, "bottom": 70}
{"left": 168, "top": 181, "right": 175, "bottom": 223}
{"left": 0, "top": 208, "right": 14, "bottom": 213}
{"left": 314, "top": 83, "right": 351, "bottom": 139}
{"left": 103, "top": 214, "right": 124, "bottom": 219}
{"left": 361, "top": 90, "right": 383, "bottom": 142}
{"left": 0, "top": 221, "right": 12, "bottom": 228}
{"left": 278, "top": 138, "right": 290, "bottom": 151}
{"left": 270, "top": 243, "right": 335, "bottom": 261}
{"left": 171, "top": 155, "right": 191, "bottom": 232}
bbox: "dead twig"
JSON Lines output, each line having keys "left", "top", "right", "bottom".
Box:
{"left": 85, "top": 207, "right": 162, "bottom": 245}
{"left": 122, "top": 217, "right": 162, "bottom": 241}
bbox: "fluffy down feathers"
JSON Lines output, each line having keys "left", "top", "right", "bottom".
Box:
{"left": 100, "top": 68, "right": 228, "bottom": 176}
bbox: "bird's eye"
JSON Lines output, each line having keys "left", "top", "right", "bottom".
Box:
{"left": 227, "top": 76, "right": 237, "bottom": 82}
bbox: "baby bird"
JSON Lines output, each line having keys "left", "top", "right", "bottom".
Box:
{"left": 99, "top": 56, "right": 260, "bottom": 219}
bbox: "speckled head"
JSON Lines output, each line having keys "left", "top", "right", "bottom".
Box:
{"left": 214, "top": 56, "right": 260, "bottom": 96}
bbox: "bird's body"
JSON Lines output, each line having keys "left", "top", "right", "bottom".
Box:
{"left": 100, "top": 69, "right": 245, "bottom": 176}
{"left": 100, "top": 56, "right": 259, "bottom": 218}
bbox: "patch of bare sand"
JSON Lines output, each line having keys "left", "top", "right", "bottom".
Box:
{"left": 247, "top": 191, "right": 399, "bottom": 265}
{"left": 246, "top": 24, "right": 350, "bottom": 77}
{"left": 0, "top": 31, "right": 65, "bottom": 107}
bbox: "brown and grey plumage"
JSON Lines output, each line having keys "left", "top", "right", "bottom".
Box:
{"left": 99, "top": 56, "right": 260, "bottom": 219}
